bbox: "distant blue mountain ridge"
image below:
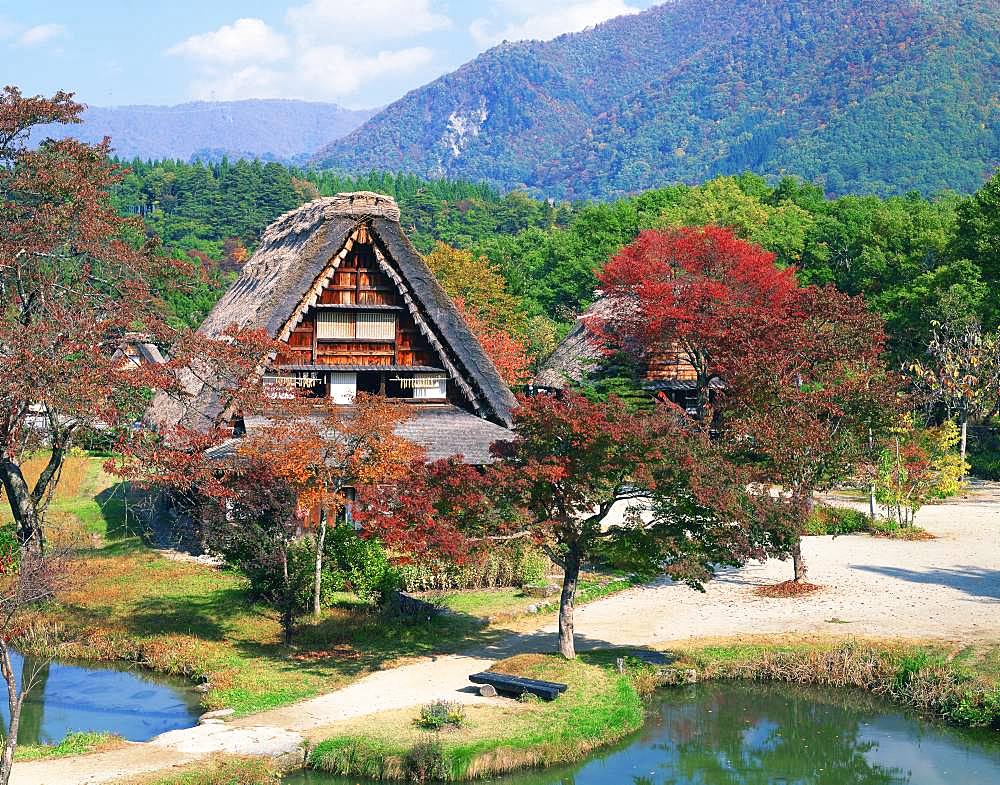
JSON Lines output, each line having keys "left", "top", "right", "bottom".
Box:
{"left": 30, "top": 99, "right": 375, "bottom": 164}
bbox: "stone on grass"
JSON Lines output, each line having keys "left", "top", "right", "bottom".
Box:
{"left": 199, "top": 708, "right": 235, "bottom": 721}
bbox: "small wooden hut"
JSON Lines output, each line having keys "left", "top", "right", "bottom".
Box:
{"left": 151, "top": 192, "right": 515, "bottom": 462}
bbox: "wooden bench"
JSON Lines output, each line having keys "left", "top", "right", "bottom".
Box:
{"left": 469, "top": 671, "right": 568, "bottom": 701}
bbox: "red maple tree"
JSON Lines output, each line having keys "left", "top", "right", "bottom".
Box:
{"left": 363, "top": 392, "right": 782, "bottom": 658}
{"left": 597, "top": 226, "right": 801, "bottom": 418}
{"left": 0, "top": 86, "right": 270, "bottom": 551}
{"left": 598, "top": 226, "right": 898, "bottom": 585}
{"left": 727, "top": 285, "right": 897, "bottom": 582}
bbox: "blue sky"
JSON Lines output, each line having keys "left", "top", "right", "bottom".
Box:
{"left": 2, "top": 1, "right": 660, "bottom": 109}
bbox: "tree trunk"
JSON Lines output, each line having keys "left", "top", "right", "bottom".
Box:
{"left": 0, "top": 642, "right": 23, "bottom": 785}
{"left": 0, "top": 460, "right": 43, "bottom": 552}
{"left": 558, "top": 545, "right": 581, "bottom": 659}
{"left": 313, "top": 509, "right": 327, "bottom": 619}
{"left": 791, "top": 537, "right": 807, "bottom": 582}
{"left": 960, "top": 417, "right": 968, "bottom": 464}
{"left": 868, "top": 484, "right": 877, "bottom": 521}
{"left": 280, "top": 546, "right": 294, "bottom": 645}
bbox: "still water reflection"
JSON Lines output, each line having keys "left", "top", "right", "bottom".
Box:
{"left": 285, "top": 681, "right": 1000, "bottom": 785}
{"left": 1, "top": 651, "right": 200, "bottom": 744}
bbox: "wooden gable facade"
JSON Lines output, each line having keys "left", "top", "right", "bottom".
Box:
{"left": 268, "top": 223, "right": 465, "bottom": 407}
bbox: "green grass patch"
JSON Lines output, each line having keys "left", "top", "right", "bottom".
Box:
{"left": 15, "top": 731, "right": 123, "bottom": 761}
{"left": 15, "top": 460, "right": 499, "bottom": 718}
{"left": 308, "top": 652, "right": 646, "bottom": 781}
{"left": 805, "top": 505, "right": 932, "bottom": 540}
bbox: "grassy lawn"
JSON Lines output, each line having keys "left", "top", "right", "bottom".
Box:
{"left": 11, "top": 457, "right": 496, "bottom": 717}
{"left": 6, "top": 456, "right": 643, "bottom": 722}
{"left": 433, "top": 575, "right": 642, "bottom": 624}
{"left": 308, "top": 652, "right": 646, "bottom": 781}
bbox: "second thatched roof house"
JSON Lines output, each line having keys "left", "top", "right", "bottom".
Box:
{"left": 152, "top": 191, "right": 515, "bottom": 463}
{"left": 532, "top": 297, "right": 719, "bottom": 416}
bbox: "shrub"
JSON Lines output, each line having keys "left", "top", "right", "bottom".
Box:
{"left": 804, "top": 506, "right": 869, "bottom": 536}
{"left": 415, "top": 700, "right": 466, "bottom": 731}
{"left": 403, "top": 740, "right": 449, "bottom": 783}
{"left": 969, "top": 448, "right": 1000, "bottom": 480}
{"left": 397, "top": 542, "right": 550, "bottom": 591}
{"left": 323, "top": 525, "right": 400, "bottom": 605}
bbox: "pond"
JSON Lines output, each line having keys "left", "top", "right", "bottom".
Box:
{"left": 285, "top": 681, "right": 1000, "bottom": 785}
{"left": 1, "top": 651, "right": 201, "bottom": 745}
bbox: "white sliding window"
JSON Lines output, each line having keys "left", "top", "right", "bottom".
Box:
{"left": 317, "top": 311, "right": 353, "bottom": 339}
{"left": 356, "top": 311, "right": 396, "bottom": 340}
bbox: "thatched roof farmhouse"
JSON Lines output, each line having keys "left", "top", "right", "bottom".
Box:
{"left": 152, "top": 192, "right": 515, "bottom": 462}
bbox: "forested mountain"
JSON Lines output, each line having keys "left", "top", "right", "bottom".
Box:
{"left": 313, "top": 0, "right": 999, "bottom": 198}
{"left": 31, "top": 99, "right": 374, "bottom": 163}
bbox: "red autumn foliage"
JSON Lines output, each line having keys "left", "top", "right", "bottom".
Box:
{"left": 597, "top": 226, "right": 801, "bottom": 411}
{"left": 598, "top": 225, "right": 899, "bottom": 584}
{"left": 364, "top": 391, "right": 783, "bottom": 658}
{"left": 0, "top": 86, "right": 274, "bottom": 550}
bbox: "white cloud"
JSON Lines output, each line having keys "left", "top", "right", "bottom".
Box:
{"left": 296, "top": 45, "right": 434, "bottom": 98}
{"left": 0, "top": 17, "right": 18, "bottom": 40}
{"left": 17, "top": 23, "right": 67, "bottom": 47}
{"left": 470, "top": 0, "right": 638, "bottom": 47}
{"left": 286, "top": 0, "right": 450, "bottom": 43}
{"left": 166, "top": 6, "right": 439, "bottom": 104}
{"left": 184, "top": 65, "right": 285, "bottom": 101}
{"left": 167, "top": 18, "right": 288, "bottom": 65}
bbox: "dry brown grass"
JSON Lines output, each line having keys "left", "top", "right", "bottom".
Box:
{"left": 0, "top": 452, "right": 91, "bottom": 505}
{"left": 123, "top": 755, "right": 280, "bottom": 785}
{"left": 754, "top": 580, "right": 823, "bottom": 597}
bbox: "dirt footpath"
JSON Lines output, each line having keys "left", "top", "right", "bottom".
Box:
{"left": 550, "top": 484, "right": 1000, "bottom": 648}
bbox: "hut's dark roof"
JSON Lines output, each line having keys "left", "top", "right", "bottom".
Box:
{"left": 151, "top": 192, "right": 515, "bottom": 430}
{"left": 532, "top": 298, "right": 613, "bottom": 389}
{"left": 206, "top": 404, "right": 512, "bottom": 465}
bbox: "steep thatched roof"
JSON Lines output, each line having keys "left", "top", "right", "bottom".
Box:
{"left": 150, "top": 192, "right": 515, "bottom": 430}
{"left": 532, "top": 298, "right": 614, "bottom": 389}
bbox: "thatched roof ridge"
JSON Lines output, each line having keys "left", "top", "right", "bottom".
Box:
{"left": 532, "top": 298, "right": 614, "bottom": 389}
{"left": 151, "top": 192, "right": 515, "bottom": 430}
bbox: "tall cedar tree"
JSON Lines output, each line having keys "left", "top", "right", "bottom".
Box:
{"left": 0, "top": 87, "right": 266, "bottom": 551}
{"left": 361, "top": 392, "right": 783, "bottom": 659}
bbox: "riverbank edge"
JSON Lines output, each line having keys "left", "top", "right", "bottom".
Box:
{"left": 298, "top": 639, "right": 999, "bottom": 784}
